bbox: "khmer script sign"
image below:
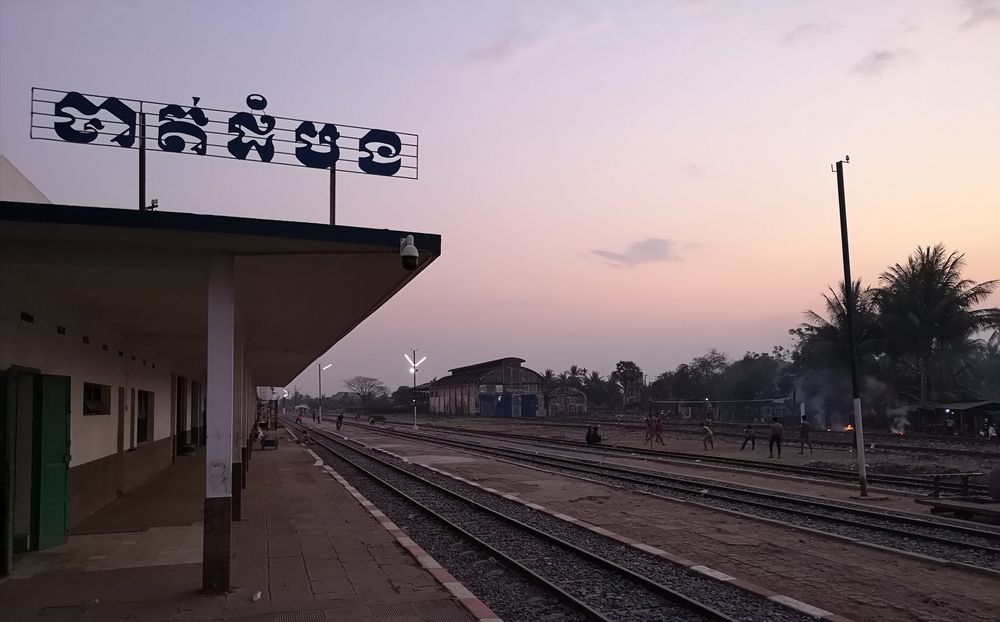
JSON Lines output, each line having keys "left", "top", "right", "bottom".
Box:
{"left": 30, "top": 88, "right": 418, "bottom": 179}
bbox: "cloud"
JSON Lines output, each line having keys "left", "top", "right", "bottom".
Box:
{"left": 681, "top": 162, "right": 707, "bottom": 179}
{"left": 961, "top": 0, "right": 1000, "bottom": 29}
{"left": 851, "top": 48, "right": 917, "bottom": 76}
{"left": 467, "top": 26, "right": 542, "bottom": 62}
{"left": 590, "top": 238, "right": 682, "bottom": 267}
{"left": 782, "top": 21, "right": 840, "bottom": 45}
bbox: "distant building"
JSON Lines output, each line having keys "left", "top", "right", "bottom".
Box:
{"left": 549, "top": 386, "right": 587, "bottom": 416}
{"left": 428, "top": 357, "right": 541, "bottom": 417}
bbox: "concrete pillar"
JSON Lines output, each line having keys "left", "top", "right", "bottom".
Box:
{"left": 203, "top": 256, "right": 234, "bottom": 594}
{"left": 232, "top": 339, "right": 244, "bottom": 522}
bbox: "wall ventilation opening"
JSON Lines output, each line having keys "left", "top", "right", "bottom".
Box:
{"left": 20, "top": 311, "right": 35, "bottom": 323}
{"left": 56, "top": 326, "right": 66, "bottom": 335}
{"left": 82, "top": 335, "right": 90, "bottom": 344}
{"left": 118, "top": 350, "right": 124, "bottom": 357}
{"left": 102, "top": 344, "right": 109, "bottom": 351}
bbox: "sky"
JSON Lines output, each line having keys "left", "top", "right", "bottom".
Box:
{"left": 2, "top": 0, "right": 998, "bottom": 395}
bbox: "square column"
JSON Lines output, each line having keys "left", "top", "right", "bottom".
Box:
{"left": 232, "top": 339, "right": 243, "bottom": 521}
{"left": 203, "top": 255, "right": 234, "bottom": 593}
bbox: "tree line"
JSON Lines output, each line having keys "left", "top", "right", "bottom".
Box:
{"left": 543, "top": 244, "right": 1000, "bottom": 418}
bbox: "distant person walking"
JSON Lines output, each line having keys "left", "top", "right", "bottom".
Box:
{"left": 336, "top": 413, "right": 344, "bottom": 431}
{"left": 798, "top": 416, "right": 813, "bottom": 455}
{"left": 739, "top": 423, "right": 756, "bottom": 451}
{"left": 768, "top": 417, "right": 784, "bottom": 459}
{"left": 701, "top": 419, "right": 714, "bottom": 450}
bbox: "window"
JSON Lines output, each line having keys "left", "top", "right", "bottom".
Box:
{"left": 83, "top": 382, "right": 111, "bottom": 415}
{"left": 136, "top": 390, "right": 154, "bottom": 443}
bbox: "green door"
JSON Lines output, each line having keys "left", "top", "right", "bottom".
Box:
{"left": 36, "top": 375, "right": 70, "bottom": 550}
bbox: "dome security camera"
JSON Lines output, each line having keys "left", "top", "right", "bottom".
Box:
{"left": 400, "top": 235, "right": 419, "bottom": 271}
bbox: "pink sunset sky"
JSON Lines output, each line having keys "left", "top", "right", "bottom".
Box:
{"left": 1, "top": 1, "right": 998, "bottom": 394}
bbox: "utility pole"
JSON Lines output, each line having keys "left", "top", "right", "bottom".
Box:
{"left": 834, "top": 156, "right": 869, "bottom": 497}
{"left": 412, "top": 349, "right": 418, "bottom": 430}
{"left": 405, "top": 350, "right": 426, "bottom": 430}
{"left": 317, "top": 363, "right": 332, "bottom": 424}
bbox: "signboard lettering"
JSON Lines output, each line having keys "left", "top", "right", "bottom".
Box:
{"left": 31, "top": 88, "right": 418, "bottom": 179}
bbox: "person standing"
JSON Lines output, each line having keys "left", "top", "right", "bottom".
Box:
{"left": 653, "top": 417, "right": 665, "bottom": 445}
{"left": 769, "top": 417, "right": 784, "bottom": 459}
{"left": 701, "top": 419, "right": 714, "bottom": 450}
{"left": 798, "top": 415, "right": 813, "bottom": 455}
{"left": 336, "top": 413, "right": 344, "bottom": 431}
{"left": 739, "top": 423, "right": 756, "bottom": 451}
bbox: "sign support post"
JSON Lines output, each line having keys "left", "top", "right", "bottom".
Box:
{"left": 139, "top": 109, "right": 146, "bottom": 210}
{"left": 330, "top": 168, "right": 336, "bottom": 225}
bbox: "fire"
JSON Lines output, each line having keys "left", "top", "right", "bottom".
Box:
{"left": 845, "top": 424, "right": 855, "bottom": 431}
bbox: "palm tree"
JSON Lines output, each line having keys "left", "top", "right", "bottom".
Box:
{"left": 565, "top": 365, "right": 588, "bottom": 386}
{"left": 797, "top": 279, "right": 882, "bottom": 370}
{"left": 540, "top": 369, "right": 556, "bottom": 416}
{"left": 877, "top": 244, "right": 1000, "bottom": 406}
{"left": 583, "top": 371, "right": 607, "bottom": 409}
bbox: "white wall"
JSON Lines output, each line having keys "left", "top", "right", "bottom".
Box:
{"left": 0, "top": 154, "right": 50, "bottom": 204}
{"left": 0, "top": 267, "right": 202, "bottom": 467}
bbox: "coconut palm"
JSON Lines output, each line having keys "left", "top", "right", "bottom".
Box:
{"left": 565, "top": 365, "right": 588, "bottom": 387}
{"left": 876, "top": 244, "right": 1000, "bottom": 406}
{"left": 540, "top": 369, "right": 556, "bottom": 416}
{"left": 796, "top": 279, "right": 882, "bottom": 371}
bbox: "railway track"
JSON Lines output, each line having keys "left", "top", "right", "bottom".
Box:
{"left": 343, "top": 422, "right": 1000, "bottom": 574}
{"left": 411, "top": 423, "right": 991, "bottom": 496}
{"left": 531, "top": 418, "right": 1000, "bottom": 456}
{"left": 287, "top": 421, "right": 817, "bottom": 622}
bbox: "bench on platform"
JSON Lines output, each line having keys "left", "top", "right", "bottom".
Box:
{"left": 924, "top": 471, "right": 983, "bottom": 498}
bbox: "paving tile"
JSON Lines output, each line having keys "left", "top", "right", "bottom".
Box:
{"left": 5, "top": 440, "right": 469, "bottom": 622}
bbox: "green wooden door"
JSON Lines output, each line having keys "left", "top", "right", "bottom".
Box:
{"left": 36, "top": 375, "right": 70, "bottom": 550}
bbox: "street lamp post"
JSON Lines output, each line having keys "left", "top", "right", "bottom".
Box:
{"left": 317, "top": 363, "right": 332, "bottom": 424}
{"left": 405, "top": 350, "right": 426, "bottom": 429}
{"left": 833, "top": 156, "right": 869, "bottom": 497}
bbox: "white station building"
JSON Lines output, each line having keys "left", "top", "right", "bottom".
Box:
{"left": 0, "top": 155, "right": 441, "bottom": 590}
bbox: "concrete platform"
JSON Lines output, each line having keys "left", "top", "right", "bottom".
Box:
{"left": 0, "top": 430, "right": 474, "bottom": 621}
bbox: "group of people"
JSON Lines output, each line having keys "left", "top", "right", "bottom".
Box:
{"left": 737, "top": 416, "right": 813, "bottom": 458}
{"left": 585, "top": 426, "right": 602, "bottom": 445}
{"left": 637, "top": 413, "right": 816, "bottom": 459}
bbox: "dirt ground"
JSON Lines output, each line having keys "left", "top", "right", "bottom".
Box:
{"left": 324, "top": 420, "right": 1000, "bottom": 622}
{"left": 392, "top": 415, "right": 999, "bottom": 485}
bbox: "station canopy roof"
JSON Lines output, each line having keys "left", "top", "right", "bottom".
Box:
{"left": 0, "top": 201, "right": 440, "bottom": 386}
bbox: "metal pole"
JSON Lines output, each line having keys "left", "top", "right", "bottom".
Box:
{"left": 835, "top": 158, "right": 869, "bottom": 497}
{"left": 139, "top": 111, "right": 146, "bottom": 210}
{"left": 330, "top": 168, "right": 336, "bottom": 225}
{"left": 412, "top": 348, "right": 418, "bottom": 430}
{"left": 317, "top": 363, "right": 322, "bottom": 424}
